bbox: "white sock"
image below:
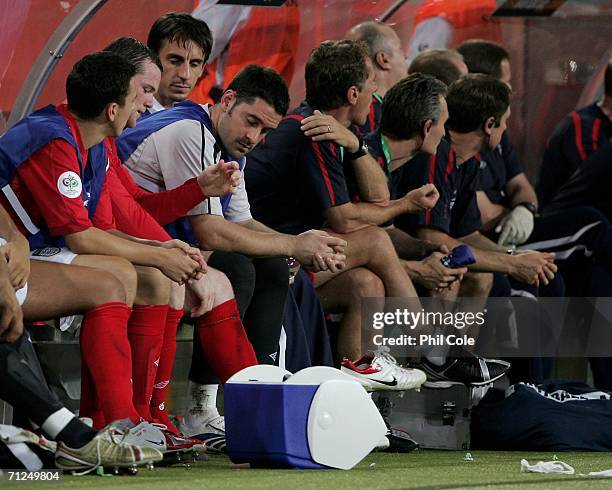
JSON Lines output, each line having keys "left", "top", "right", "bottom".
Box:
{"left": 41, "top": 408, "right": 75, "bottom": 439}
{"left": 425, "top": 328, "right": 450, "bottom": 366}
{"left": 184, "top": 382, "right": 219, "bottom": 424}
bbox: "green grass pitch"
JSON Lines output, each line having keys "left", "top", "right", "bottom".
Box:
{"left": 8, "top": 451, "right": 612, "bottom": 489}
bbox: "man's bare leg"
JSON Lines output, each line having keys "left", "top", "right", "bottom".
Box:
{"left": 72, "top": 255, "right": 137, "bottom": 305}
{"left": 316, "top": 267, "right": 384, "bottom": 361}
{"left": 22, "top": 260, "right": 127, "bottom": 320}
{"left": 317, "top": 226, "right": 418, "bottom": 297}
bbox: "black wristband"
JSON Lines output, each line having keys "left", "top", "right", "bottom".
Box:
{"left": 517, "top": 202, "right": 537, "bottom": 215}
{"left": 348, "top": 138, "right": 368, "bottom": 159}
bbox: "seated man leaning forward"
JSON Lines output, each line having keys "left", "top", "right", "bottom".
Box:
{"left": 246, "top": 40, "right": 509, "bottom": 388}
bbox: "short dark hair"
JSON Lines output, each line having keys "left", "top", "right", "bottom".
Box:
{"left": 104, "top": 37, "right": 162, "bottom": 72}
{"left": 66, "top": 51, "right": 135, "bottom": 120}
{"left": 381, "top": 73, "right": 448, "bottom": 140}
{"left": 605, "top": 56, "right": 612, "bottom": 97}
{"left": 446, "top": 74, "right": 510, "bottom": 134}
{"left": 147, "top": 12, "right": 212, "bottom": 62}
{"left": 456, "top": 40, "right": 509, "bottom": 78}
{"left": 305, "top": 40, "right": 369, "bottom": 111}
{"left": 225, "top": 65, "right": 289, "bottom": 116}
{"left": 409, "top": 49, "right": 463, "bottom": 86}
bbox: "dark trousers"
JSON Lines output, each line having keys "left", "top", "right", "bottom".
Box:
{"left": 0, "top": 333, "right": 63, "bottom": 428}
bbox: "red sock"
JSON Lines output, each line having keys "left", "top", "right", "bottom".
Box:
{"left": 196, "top": 299, "right": 258, "bottom": 383}
{"left": 80, "top": 302, "right": 139, "bottom": 424}
{"left": 150, "top": 306, "right": 183, "bottom": 434}
{"left": 128, "top": 304, "right": 168, "bottom": 421}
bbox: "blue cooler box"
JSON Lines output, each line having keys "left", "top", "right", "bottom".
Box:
{"left": 224, "top": 366, "right": 387, "bottom": 470}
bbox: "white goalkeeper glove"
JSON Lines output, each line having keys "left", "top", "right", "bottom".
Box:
{"left": 496, "top": 205, "right": 534, "bottom": 245}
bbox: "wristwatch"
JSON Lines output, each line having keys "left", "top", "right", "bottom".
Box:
{"left": 517, "top": 202, "right": 537, "bottom": 216}
{"left": 349, "top": 138, "right": 369, "bottom": 159}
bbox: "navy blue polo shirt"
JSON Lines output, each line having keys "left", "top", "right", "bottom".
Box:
{"left": 476, "top": 131, "right": 523, "bottom": 207}
{"left": 363, "top": 130, "right": 404, "bottom": 201}
{"left": 245, "top": 101, "right": 351, "bottom": 235}
{"left": 537, "top": 103, "right": 612, "bottom": 208}
{"left": 545, "top": 140, "right": 612, "bottom": 219}
{"left": 357, "top": 93, "right": 383, "bottom": 136}
{"left": 392, "top": 138, "right": 482, "bottom": 238}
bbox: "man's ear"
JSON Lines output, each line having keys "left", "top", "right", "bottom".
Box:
{"left": 374, "top": 51, "right": 388, "bottom": 70}
{"left": 347, "top": 85, "right": 359, "bottom": 106}
{"left": 220, "top": 90, "right": 237, "bottom": 112}
{"left": 105, "top": 102, "right": 119, "bottom": 123}
{"left": 423, "top": 119, "right": 433, "bottom": 138}
{"left": 483, "top": 116, "right": 495, "bottom": 136}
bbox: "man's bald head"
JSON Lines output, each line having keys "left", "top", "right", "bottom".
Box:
{"left": 345, "top": 21, "right": 407, "bottom": 96}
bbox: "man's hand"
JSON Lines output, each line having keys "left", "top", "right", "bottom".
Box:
{"left": 160, "top": 239, "right": 207, "bottom": 278}
{"left": 197, "top": 159, "right": 241, "bottom": 198}
{"left": 300, "top": 110, "right": 360, "bottom": 152}
{"left": 0, "top": 261, "right": 23, "bottom": 343}
{"left": 0, "top": 235, "right": 30, "bottom": 289}
{"left": 495, "top": 205, "right": 534, "bottom": 245}
{"left": 508, "top": 251, "right": 556, "bottom": 286}
{"left": 422, "top": 241, "right": 448, "bottom": 259}
{"left": 310, "top": 252, "right": 346, "bottom": 274}
{"left": 412, "top": 252, "right": 467, "bottom": 291}
{"left": 293, "top": 230, "right": 347, "bottom": 273}
{"left": 159, "top": 248, "right": 204, "bottom": 284}
{"left": 185, "top": 277, "right": 215, "bottom": 318}
{"left": 403, "top": 184, "right": 440, "bottom": 213}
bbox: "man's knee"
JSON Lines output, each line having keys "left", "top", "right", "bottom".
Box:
{"left": 91, "top": 271, "right": 129, "bottom": 306}
{"left": 344, "top": 226, "right": 396, "bottom": 264}
{"left": 135, "top": 266, "right": 171, "bottom": 305}
{"left": 364, "top": 226, "right": 396, "bottom": 256}
{"left": 347, "top": 268, "right": 385, "bottom": 298}
{"left": 461, "top": 272, "right": 494, "bottom": 297}
{"left": 169, "top": 282, "right": 185, "bottom": 309}
{"left": 206, "top": 267, "right": 235, "bottom": 305}
{"left": 94, "top": 256, "right": 138, "bottom": 304}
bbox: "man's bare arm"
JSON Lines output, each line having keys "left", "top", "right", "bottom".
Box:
{"left": 65, "top": 228, "right": 200, "bottom": 283}
{"left": 385, "top": 225, "right": 442, "bottom": 260}
{"left": 189, "top": 214, "right": 347, "bottom": 271}
{"left": 505, "top": 173, "right": 538, "bottom": 208}
{"left": 416, "top": 227, "right": 555, "bottom": 285}
{"left": 324, "top": 184, "right": 439, "bottom": 234}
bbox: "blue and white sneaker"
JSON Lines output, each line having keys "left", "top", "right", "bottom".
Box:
{"left": 179, "top": 412, "right": 225, "bottom": 454}
{"left": 192, "top": 433, "right": 226, "bottom": 454}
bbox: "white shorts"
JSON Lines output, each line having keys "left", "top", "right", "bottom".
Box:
{"left": 29, "top": 246, "right": 78, "bottom": 331}
{"left": 0, "top": 237, "right": 28, "bottom": 306}
{"left": 16, "top": 283, "right": 27, "bottom": 306}
{"left": 29, "top": 246, "right": 77, "bottom": 265}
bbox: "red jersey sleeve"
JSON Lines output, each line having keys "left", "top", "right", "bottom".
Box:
{"left": 107, "top": 138, "right": 205, "bottom": 226}
{"left": 16, "top": 139, "right": 93, "bottom": 236}
{"left": 90, "top": 179, "right": 116, "bottom": 231}
{"left": 136, "top": 177, "right": 204, "bottom": 226}
{"left": 106, "top": 164, "right": 170, "bottom": 242}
